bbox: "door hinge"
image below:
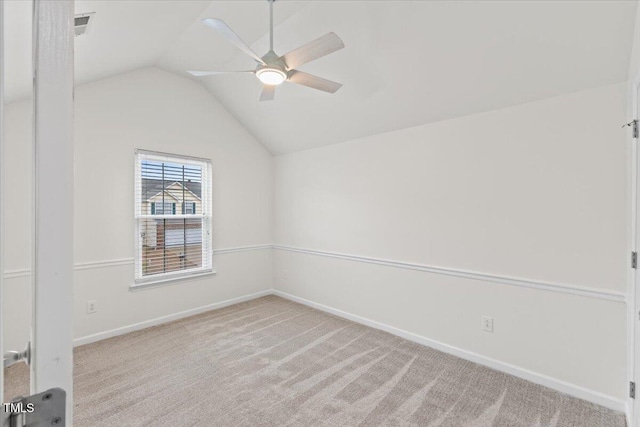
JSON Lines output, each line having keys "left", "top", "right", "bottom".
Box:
{"left": 632, "top": 252, "right": 637, "bottom": 269}
{"left": 631, "top": 381, "right": 636, "bottom": 399}
{"left": 624, "top": 120, "right": 639, "bottom": 138}
{"left": 4, "top": 388, "right": 66, "bottom": 427}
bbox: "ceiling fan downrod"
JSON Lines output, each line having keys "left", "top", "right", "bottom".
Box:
{"left": 269, "top": 0, "right": 275, "bottom": 52}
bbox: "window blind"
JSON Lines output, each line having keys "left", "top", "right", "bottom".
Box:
{"left": 134, "top": 150, "right": 213, "bottom": 284}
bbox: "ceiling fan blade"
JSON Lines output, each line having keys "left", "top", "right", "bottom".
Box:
{"left": 288, "top": 70, "right": 343, "bottom": 94}
{"left": 187, "top": 70, "right": 254, "bottom": 77}
{"left": 202, "top": 18, "right": 266, "bottom": 65}
{"left": 260, "top": 85, "right": 276, "bottom": 102}
{"left": 280, "top": 32, "right": 345, "bottom": 69}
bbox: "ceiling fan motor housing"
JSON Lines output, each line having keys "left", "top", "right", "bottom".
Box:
{"left": 258, "top": 50, "right": 288, "bottom": 73}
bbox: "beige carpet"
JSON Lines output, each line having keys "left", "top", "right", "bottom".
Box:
{"left": 4, "top": 295, "right": 625, "bottom": 426}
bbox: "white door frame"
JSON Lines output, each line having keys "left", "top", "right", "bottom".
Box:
{"left": 630, "top": 74, "right": 640, "bottom": 426}
{"left": 1, "top": 2, "right": 74, "bottom": 424}
{"left": 31, "top": 0, "right": 75, "bottom": 424}
{"left": 0, "top": 0, "right": 6, "bottom": 422}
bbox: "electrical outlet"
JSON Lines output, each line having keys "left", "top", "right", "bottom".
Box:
{"left": 87, "top": 300, "right": 97, "bottom": 314}
{"left": 481, "top": 316, "right": 494, "bottom": 333}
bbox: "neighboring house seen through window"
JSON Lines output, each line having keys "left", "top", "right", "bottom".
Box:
{"left": 151, "top": 202, "right": 176, "bottom": 215}
{"left": 134, "top": 150, "right": 213, "bottom": 286}
{"left": 182, "top": 202, "right": 196, "bottom": 214}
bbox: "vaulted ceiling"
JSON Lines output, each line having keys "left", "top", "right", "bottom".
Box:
{"left": 4, "top": 0, "right": 638, "bottom": 154}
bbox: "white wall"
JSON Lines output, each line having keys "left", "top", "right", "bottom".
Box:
{"left": 273, "top": 83, "right": 628, "bottom": 402}
{"left": 3, "top": 67, "right": 273, "bottom": 351}
{"left": 3, "top": 97, "right": 32, "bottom": 354}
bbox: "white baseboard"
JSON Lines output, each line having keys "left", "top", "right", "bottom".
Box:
{"left": 71, "top": 287, "right": 626, "bottom": 413}
{"left": 272, "top": 289, "right": 626, "bottom": 413}
{"left": 73, "top": 289, "right": 272, "bottom": 347}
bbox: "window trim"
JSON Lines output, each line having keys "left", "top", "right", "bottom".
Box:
{"left": 131, "top": 268, "right": 216, "bottom": 291}
{"left": 133, "top": 149, "right": 213, "bottom": 289}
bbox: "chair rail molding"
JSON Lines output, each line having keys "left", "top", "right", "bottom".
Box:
{"left": 3, "top": 244, "right": 275, "bottom": 279}
{"left": 272, "top": 244, "right": 626, "bottom": 303}
{"left": 4, "top": 244, "right": 625, "bottom": 303}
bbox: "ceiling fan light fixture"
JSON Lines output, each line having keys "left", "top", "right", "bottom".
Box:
{"left": 256, "top": 68, "right": 287, "bottom": 86}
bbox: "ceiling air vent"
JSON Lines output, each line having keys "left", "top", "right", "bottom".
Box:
{"left": 74, "top": 13, "right": 94, "bottom": 37}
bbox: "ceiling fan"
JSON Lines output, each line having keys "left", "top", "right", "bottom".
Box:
{"left": 187, "top": 0, "right": 345, "bottom": 102}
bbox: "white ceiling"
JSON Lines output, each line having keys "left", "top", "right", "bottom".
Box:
{"left": 4, "top": 1, "right": 638, "bottom": 154}
{"left": 5, "top": 1, "right": 208, "bottom": 102}
{"left": 184, "top": 1, "right": 638, "bottom": 154}
{"left": 3, "top": 0, "right": 306, "bottom": 103}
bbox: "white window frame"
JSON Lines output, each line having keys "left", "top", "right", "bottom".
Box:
{"left": 133, "top": 149, "right": 214, "bottom": 289}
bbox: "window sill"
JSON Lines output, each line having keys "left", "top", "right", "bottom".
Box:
{"left": 130, "top": 269, "right": 216, "bottom": 291}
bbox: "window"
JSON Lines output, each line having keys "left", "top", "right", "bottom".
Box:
{"left": 182, "top": 202, "right": 196, "bottom": 214}
{"left": 134, "top": 150, "right": 212, "bottom": 286}
{"left": 151, "top": 202, "right": 176, "bottom": 215}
